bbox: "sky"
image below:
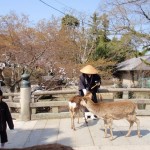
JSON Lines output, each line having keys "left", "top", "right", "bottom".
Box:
{"left": 0, "top": 0, "right": 101, "bottom": 24}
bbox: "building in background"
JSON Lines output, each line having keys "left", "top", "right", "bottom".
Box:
{"left": 114, "top": 55, "right": 150, "bottom": 88}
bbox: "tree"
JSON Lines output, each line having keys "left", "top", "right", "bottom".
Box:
{"left": 61, "top": 14, "right": 80, "bottom": 29}
{"left": 101, "top": 0, "right": 150, "bottom": 54}
{"left": 91, "top": 13, "right": 111, "bottom": 60}
{"left": 0, "top": 13, "right": 61, "bottom": 91}
{"left": 75, "top": 12, "right": 103, "bottom": 64}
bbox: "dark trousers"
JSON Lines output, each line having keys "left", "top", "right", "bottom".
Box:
{"left": 0, "top": 130, "right": 8, "bottom": 143}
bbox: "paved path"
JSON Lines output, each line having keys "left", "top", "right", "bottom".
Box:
{"left": 3, "top": 116, "right": 150, "bottom": 150}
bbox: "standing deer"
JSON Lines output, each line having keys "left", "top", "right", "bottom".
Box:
{"left": 80, "top": 93, "right": 141, "bottom": 140}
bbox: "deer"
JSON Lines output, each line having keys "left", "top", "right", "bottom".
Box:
{"left": 68, "top": 95, "right": 88, "bottom": 130}
{"left": 80, "top": 92, "right": 141, "bottom": 140}
{"left": 68, "top": 90, "right": 103, "bottom": 130}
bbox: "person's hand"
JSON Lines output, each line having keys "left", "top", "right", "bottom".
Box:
{"left": 96, "top": 82, "right": 100, "bottom": 86}
{"left": 82, "top": 89, "right": 87, "bottom": 95}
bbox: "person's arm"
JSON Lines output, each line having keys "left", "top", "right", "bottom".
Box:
{"left": 91, "top": 75, "right": 101, "bottom": 91}
{"left": 79, "top": 75, "right": 87, "bottom": 95}
{"left": 97, "top": 75, "right": 101, "bottom": 88}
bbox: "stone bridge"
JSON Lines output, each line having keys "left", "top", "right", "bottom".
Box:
{"left": 3, "top": 116, "right": 150, "bottom": 150}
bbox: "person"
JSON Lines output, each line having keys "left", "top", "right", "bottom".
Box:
{"left": 0, "top": 90, "right": 14, "bottom": 148}
{"left": 78, "top": 65, "right": 101, "bottom": 120}
{"left": 0, "top": 80, "right": 5, "bottom": 90}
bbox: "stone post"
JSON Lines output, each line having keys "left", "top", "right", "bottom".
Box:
{"left": 123, "top": 90, "right": 129, "bottom": 99}
{"left": 20, "top": 72, "right": 31, "bottom": 121}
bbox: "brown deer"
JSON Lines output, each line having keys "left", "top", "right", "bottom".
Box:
{"left": 80, "top": 93, "right": 141, "bottom": 140}
{"left": 68, "top": 95, "right": 88, "bottom": 130}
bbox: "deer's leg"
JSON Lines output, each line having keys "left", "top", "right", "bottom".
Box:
{"left": 134, "top": 117, "right": 141, "bottom": 137}
{"left": 70, "top": 108, "right": 76, "bottom": 130}
{"left": 72, "top": 110, "right": 76, "bottom": 130}
{"left": 70, "top": 110, "right": 73, "bottom": 129}
{"left": 126, "top": 115, "right": 135, "bottom": 137}
{"left": 107, "top": 118, "right": 114, "bottom": 140}
{"left": 81, "top": 107, "right": 88, "bottom": 124}
{"left": 77, "top": 109, "right": 80, "bottom": 124}
{"left": 76, "top": 108, "right": 80, "bottom": 123}
{"left": 104, "top": 119, "right": 108, "bottom": 138}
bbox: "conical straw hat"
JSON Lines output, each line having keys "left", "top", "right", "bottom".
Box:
{"left": 80, "top": 65, "right": 98, "bottom": 74}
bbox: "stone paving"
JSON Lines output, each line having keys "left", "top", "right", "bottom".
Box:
{"left": 3, "top": 116, "right": 150, "bottom": 150}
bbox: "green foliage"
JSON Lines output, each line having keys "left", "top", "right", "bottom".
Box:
{"left": 88, "top": 12, "right": 146, "bottom": 64}
{"left": 92, "top": 38, "right": 110, "bottom": 60}
{"left": 135, "top": 45, "right": 150, "bottom": 58}
{"left": 106, "top": 33, "right": 136, "bottom": 62}
{"left": 61, "top": 14, "right": 79, "bottom": 28}
{"left": 89, "top": 13, "right": 111, "bottom": 60}
{"left": 89, "top": 12, "right": 100, "bottom": 39}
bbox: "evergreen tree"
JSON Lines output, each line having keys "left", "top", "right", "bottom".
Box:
{"left": 61, "top": 14, "right": 79, "bottom": 29}
{"left": 91, "top": 14, "right": 111, "bottom": 60}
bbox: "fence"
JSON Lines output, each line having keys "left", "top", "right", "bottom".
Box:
{"left": 3, "top": 88, "right": 150, "bottom": 120}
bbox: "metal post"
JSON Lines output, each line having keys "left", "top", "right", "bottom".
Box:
{"left": 20, "top": 72, "right": 31, "bottom": 121}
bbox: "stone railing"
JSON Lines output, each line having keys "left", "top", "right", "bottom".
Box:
{"left": 3, "top": 88, "right": 150, "bottom": 120}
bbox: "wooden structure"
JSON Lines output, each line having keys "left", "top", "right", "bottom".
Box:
{"left": 114, "top": 55, "right": 150, "bottom": 88}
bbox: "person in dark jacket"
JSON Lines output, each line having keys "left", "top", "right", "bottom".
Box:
{"left": 0, "top": 90, "right": 14, "bottom": 148}
{"left": 79, "top": 65, "right": 101, "bottom": 119}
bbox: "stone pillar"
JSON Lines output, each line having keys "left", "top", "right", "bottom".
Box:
{"left": 20, "top": 72, "right": 31, "bottom": 121}
{"left": 123, "top": 90, "right": 129, "bottom": 99}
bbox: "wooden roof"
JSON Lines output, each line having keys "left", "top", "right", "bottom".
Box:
{"left": 116, "top": 55, "right": 150, "bottom": 71}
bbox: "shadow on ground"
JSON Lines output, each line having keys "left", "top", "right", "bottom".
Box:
{"left": 100, "top": 128, "right": 150, "bottom": 140}
{"left": 1, "top": 143, "right": 73, "bottom": 150}
{"left": 76, "top": 119, "right": 99, "bottom": 130}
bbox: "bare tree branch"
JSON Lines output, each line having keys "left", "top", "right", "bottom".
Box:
{"left": 138, "top": 4, "right": 150, "bottom": 21}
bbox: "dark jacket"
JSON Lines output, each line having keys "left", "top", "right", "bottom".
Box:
{"left": 78, "top": 73, "right": 101, "bottom": 103}
{"left": 0, "top": 101, "right": 14, "bottom": 131}
{"left": 79, "top": 74, "right": 101, "bottom": 93}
